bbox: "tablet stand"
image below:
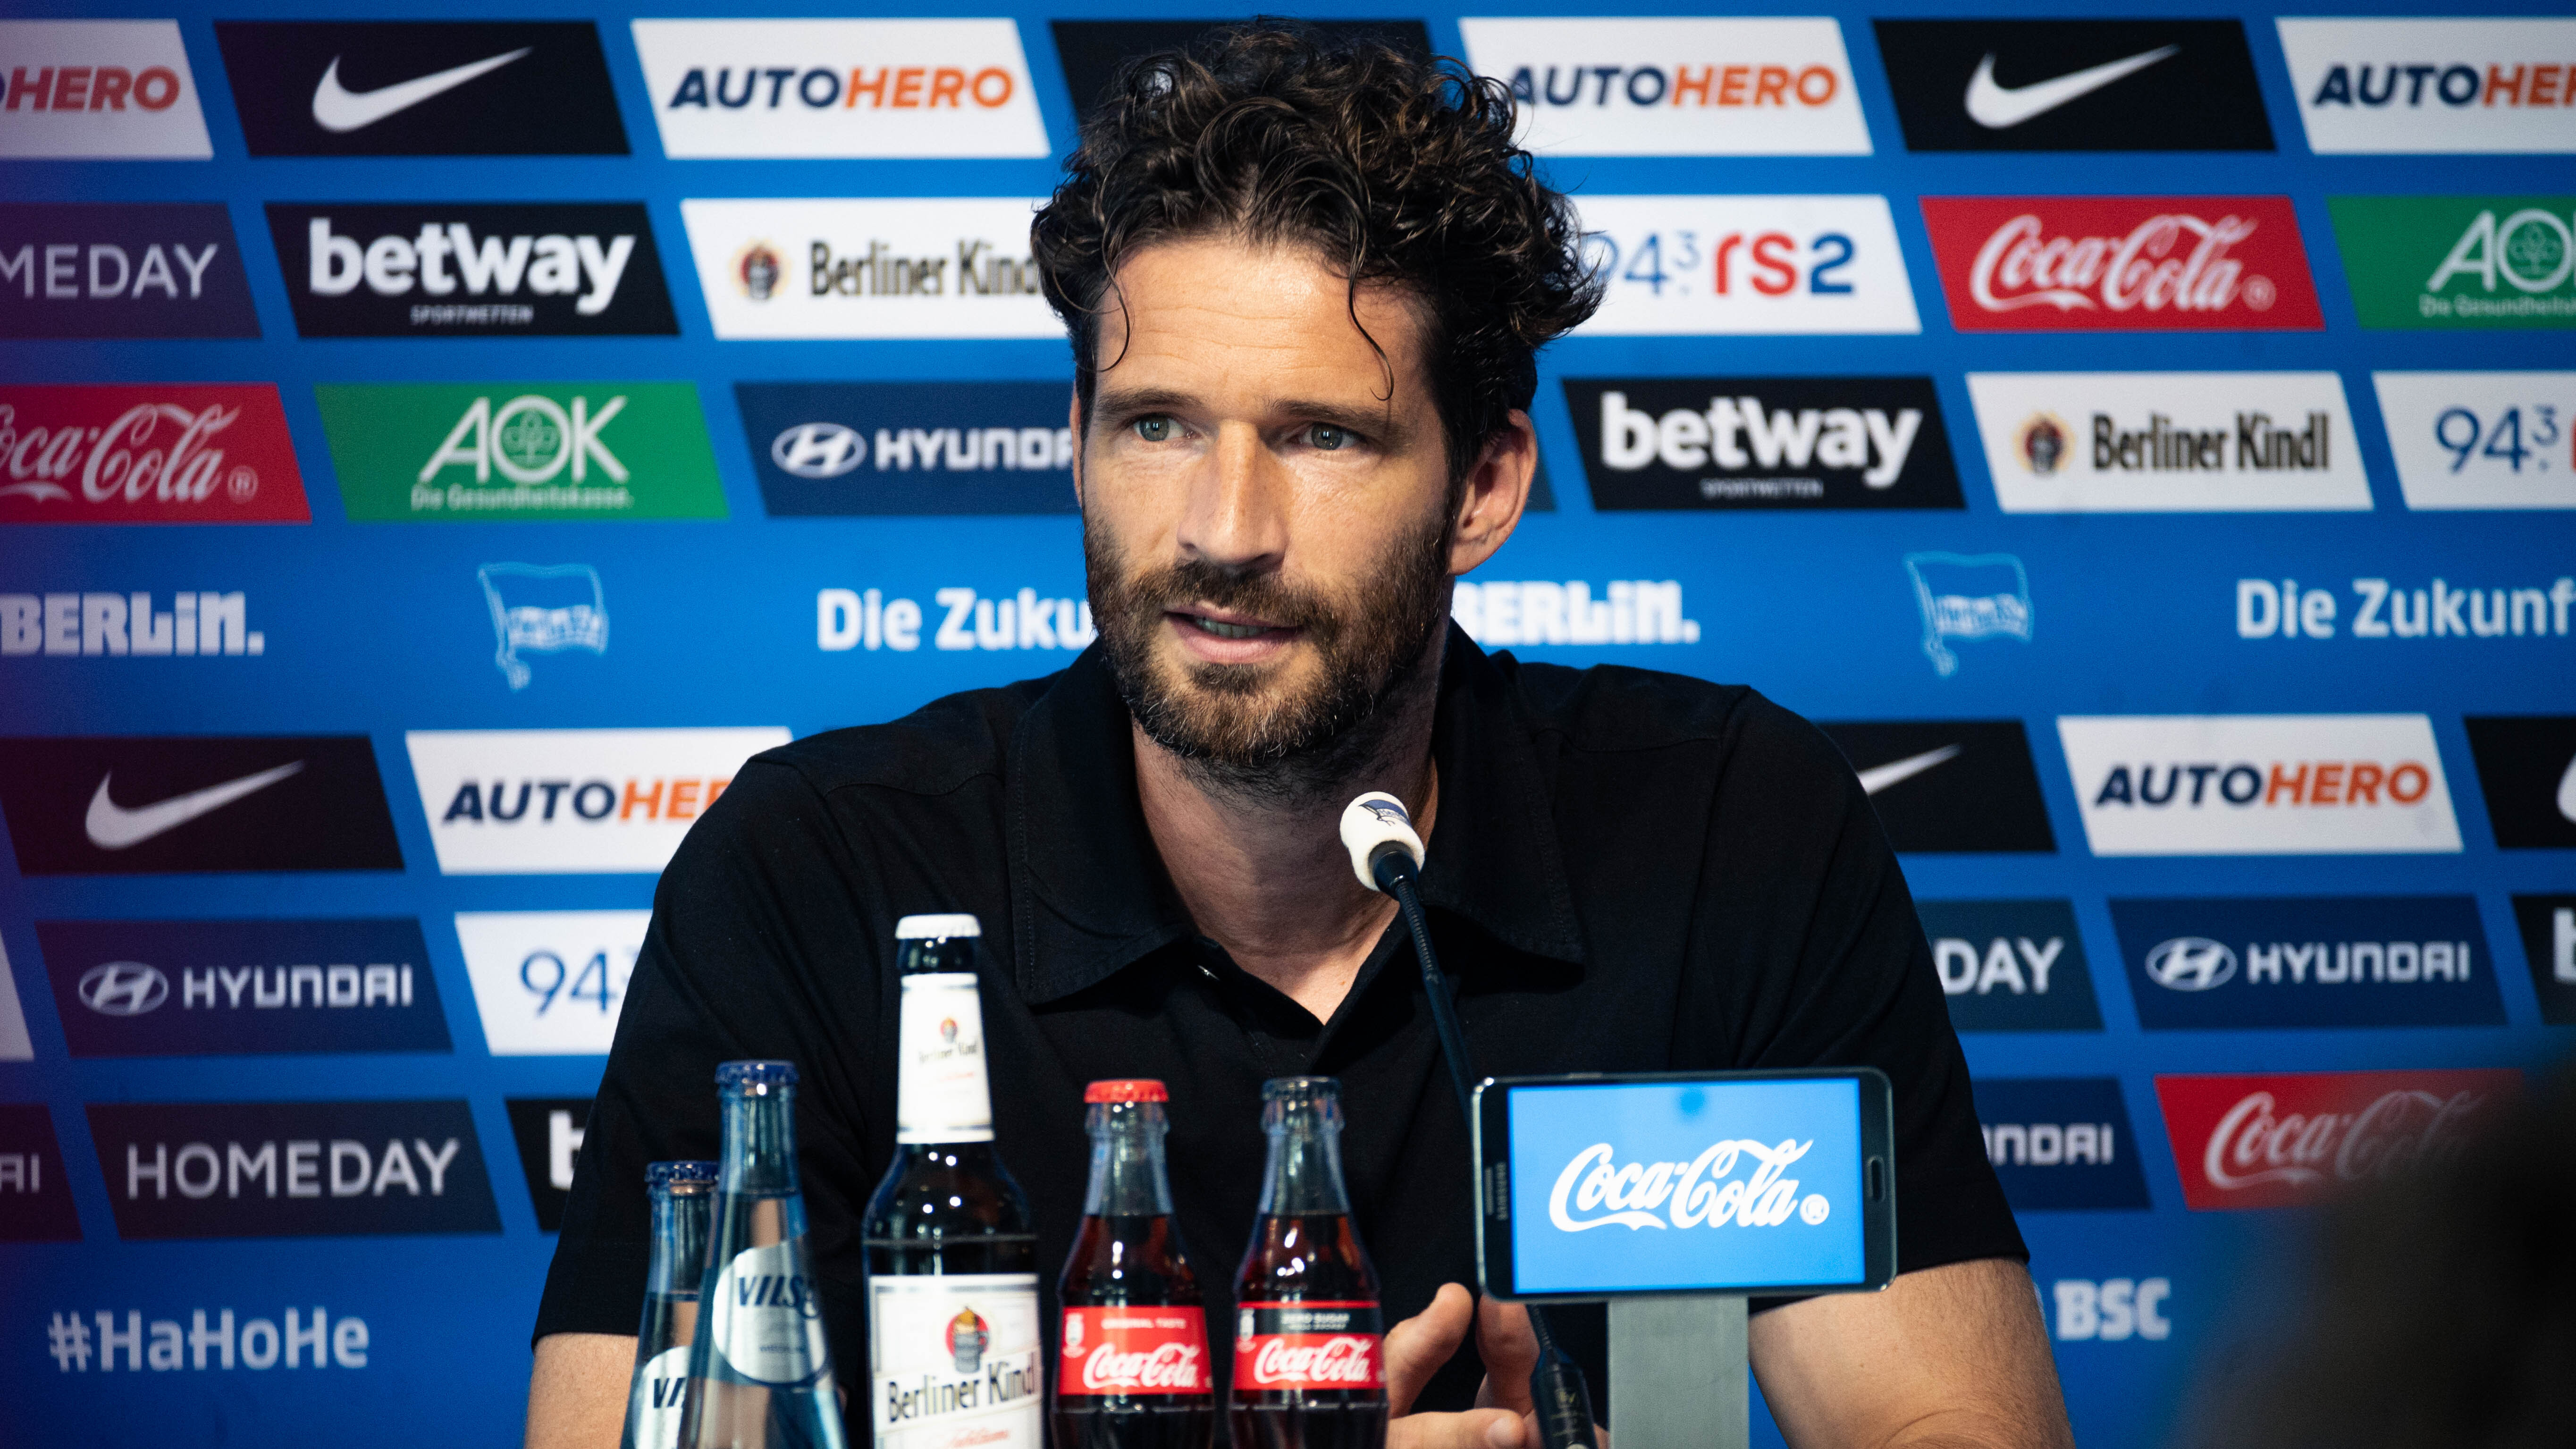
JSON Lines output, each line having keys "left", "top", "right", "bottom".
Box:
{"left": 1607, "top": 1294, "right": 1748, "bottom": 1449}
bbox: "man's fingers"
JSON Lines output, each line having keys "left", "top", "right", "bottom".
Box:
{"left": 1472, "top": 1297, "right": 1541, "bottom": 1417}
{"left": 1388, "top": 1407, "right": 1529, "bottom": 1449}
{"left": 1385, "top": 1282, "right": 1476, "bottom": 1417}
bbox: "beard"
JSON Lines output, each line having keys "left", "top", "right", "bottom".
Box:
{"left": 1085, "top": 502, "right": 1455, "bottom": 803}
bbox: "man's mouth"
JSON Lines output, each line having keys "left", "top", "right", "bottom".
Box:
{"left": 1172, "top": 606, "right": 1296, "bottom": 642}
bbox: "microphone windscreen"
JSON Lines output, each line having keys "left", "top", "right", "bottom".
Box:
{"left": 1339, "top": 792, "right": 1426, "bottom": 892}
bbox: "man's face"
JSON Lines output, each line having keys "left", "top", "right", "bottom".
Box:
{"left": 1076, "top": 235, "right": 1478, "bottom": 771}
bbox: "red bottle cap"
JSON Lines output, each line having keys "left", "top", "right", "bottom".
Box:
{"left": 1085, "top": 1079, "right": 1170, "bottom": 1104}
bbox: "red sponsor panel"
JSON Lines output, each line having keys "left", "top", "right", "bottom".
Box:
{"left": 0, "top": 384, "right": 309, "bottom": 523}
{"left": 1060, "top": 1306, "right": 1210, "bottom": 1395}
{"left": 1920, "top": 196, "right": 2323, "bottom": 333}
{"left": 2156, "top": 1069, "right": 2519, "bottom": 1211}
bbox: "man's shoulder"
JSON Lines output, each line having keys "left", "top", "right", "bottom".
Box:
{"left": 1497, "top": 654, "right": 1840, "bottom": 771}
{"left": 743, "top": 671, "right": 1066, "bottom": 802}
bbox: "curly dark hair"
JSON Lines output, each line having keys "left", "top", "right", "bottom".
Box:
{"left": 1031, "top": 21, "right": 1601, "bottom": 482}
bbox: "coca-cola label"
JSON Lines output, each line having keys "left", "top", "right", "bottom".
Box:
{"left": 1058, "top": 1305, "right": 1209, "bottom": 1396}
{"left": 2155, "top": 1069, "right": 2520, "bottom": 1210}
{"left": 707, "top": 1239, "right": 833, "bottom": 1388}
{"left": 1232, "top": 1303, "right": 1385, "bottom": 1391}
{"left": 0, "top": 385, "right": 308, "bottom": 523}
{"left": 870, "top": 1272, "right": 1042, "bottom": 1449}
{"left": 1920, "top": 196, "right": 2323, "bottom": 332}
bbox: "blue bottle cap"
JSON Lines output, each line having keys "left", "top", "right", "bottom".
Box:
{"left": 716, "top": 1059, "right": 798, "bottom": 1089}
{"left": 648, "top": 1160, "right": 719, "bottom": 1187}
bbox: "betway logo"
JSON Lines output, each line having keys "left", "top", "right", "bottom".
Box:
{"left": 1597, "top": 389, "right": 1919, "bottom": 486}
{"left": 404, "top": 728, "right": 788, "bottom": 875}
{"left": 2059, "top": 715, "right": 2461, "bottom": 856}
{"left": 2, "top": 591, "right": 261, "bottom": 657}
{"left": 1548, "top": 1139, "right": 1827, "bottom": 1231}
{"left": 304, "top": 218, "right": 631, "bottom": 315}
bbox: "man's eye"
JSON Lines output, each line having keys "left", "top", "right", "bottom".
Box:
{"left": 1134, "top": 416, "right": 1174, "bottom": 442}
{"left": 1307, "top": 424, "right": 1349, "bottom": 451}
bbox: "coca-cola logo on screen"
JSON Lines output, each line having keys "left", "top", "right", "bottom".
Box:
{"left": 1920, "top": 197, "right": 2323, "bottom": 332}
{"left": 2155, "top": 1069, "right": 2518, "bottom": 1210}
{"left": 0, "top": 385, "right": 309, "bottom": 523}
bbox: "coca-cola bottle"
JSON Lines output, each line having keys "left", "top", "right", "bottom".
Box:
{"left": 862, "top": 914, "right": 1043, "bottom": 1449}
{"left": 624, "top": 1160, "right": 718, "bottom": 1449}
{"left": 1056, "top": 1079, "right": 1216, "bottom": 1449}
{"left": 680, "top": 1062, "right": 847, "bottom": 1449}
{"left": 1230, "top": 1077, "right": 1388, "bottom": 1449}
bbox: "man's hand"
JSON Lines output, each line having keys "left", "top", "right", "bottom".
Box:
{"left": 1387, "top": 1282, "right": 1550, "bottom": 1449}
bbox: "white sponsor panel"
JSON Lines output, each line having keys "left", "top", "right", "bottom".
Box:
{"left": 0, "top": 21, "right": 210, "bottom": 159}
{"left": 405, "top": 727, "right": 789, "bottom": 874}
{"left": 453, "top": 910, "right": 650, "bottom": 1055}
{"left": 682, "top": 198, "right": 1054, "bottom": 340}
{"left": 2372, "top": 371, "right": 2576, "bottom": 510}
{"left": 2279, "top": 19, "right": 2576, "bottom": 154}
{"left": 0, "top": 935, "right": 32, "bottom": 1061}
{"left": 1573, "top": 195, "right": 1918, "bottom": 335}
{"left": 1457, "top": 18, "right": 1869, "bottom": 156}
{"left": 632, "top": 19, "right": 1048, "bottom": 159}
{"left": 2058, "top": 715, "right": 2462, "bottom": 857}
{"left": 1966, "top": 372, "right": 2370, "bottom": 512}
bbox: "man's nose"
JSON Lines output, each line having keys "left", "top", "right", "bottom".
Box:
{"left": 1174, "top": 421, "right": 1290, "bottom": 574}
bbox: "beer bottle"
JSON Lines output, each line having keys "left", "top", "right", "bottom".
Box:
{"left": 862, "top": 914, "right": 1043, "bottom": 1449}
{"left": 625, "top": 1161, "right": 718, "bottom": 1449}
{"left": 1056, "top": 1080, "right": 1215, "bottom": 1449}
{"left": 1230, "top": 1077, "right": 1389, "bottom": 1449}
{"left": 681, "top": 1062, "right": 848, "bottom": 1449}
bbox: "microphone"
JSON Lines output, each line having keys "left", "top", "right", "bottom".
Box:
{"left": 1341, "top": 792, "right": 1599, "bottom": 1449}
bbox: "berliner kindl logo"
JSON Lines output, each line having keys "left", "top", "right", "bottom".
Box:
{"left": 947, "top": 1307, "right": 990, "bottom": 1372}
{"left": 2018, "top": 413, "right": 2070, "bottom": 474}
{"left": 735, "top": 241, "right": 783, "bottom": 301}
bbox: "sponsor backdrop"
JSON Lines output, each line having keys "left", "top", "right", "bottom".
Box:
{"left": 0, "top": 1, "right": 2570, "bottom": 1445}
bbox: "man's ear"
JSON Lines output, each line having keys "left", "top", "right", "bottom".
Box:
{"left": 1448, "top": 409, "right": 1536, "bottom": 578}
{"left": 1067, "top": 389, "right": 1086, "bottom": 511}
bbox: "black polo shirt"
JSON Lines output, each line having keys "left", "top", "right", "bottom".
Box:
{"left": 537, "top": 627, "right": 2023, "bottom": 1422}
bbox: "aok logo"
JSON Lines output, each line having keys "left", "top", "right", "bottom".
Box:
{"left": 1922, "top": 196, "right": 2323, "bottom": 332}
{"left": 1573, "top": 196, "right": 1919, "bottom": 335}
{"left": 2279, "top": 20, "right": 2576, "bottom": 154}
{"left": 2057, "top": 715, "right": 2462, "bottom": 856}
{"left": 1457, "top": 19, "right": 1869, "bottom": 156}
{"left": 404, "top": 728, "right": 788, "bottom": 875}
{"left": 632, "top": 20, "right": 1047, "bottom": 159}
{"left": 316, "top": 383, "right": 724, "bottom": 522}
{"left": 2331, "top": 196, "right": 2576, "bottom": 329}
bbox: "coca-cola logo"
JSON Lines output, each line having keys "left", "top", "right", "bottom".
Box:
{"left": 1547, "top": 1139, "right": 1829, "bottom": 1232}
{"left": 0, "top": 402, "right": 256, "bottom": 506}
{"left": 2155, "top": 1070, "right": 2519, "bottom": 1210}
{"left": 0, "top": 386, "right": 308, "bottom": 523}
{"left": 1248, "top": 1335, "right": 1379, "bottom": 1386}
{"left": 1921, "top": 197, "right": 2322, "bottom": 333}
{"left": 1968, "top": 211, "right": 2271, "bottom": 315}
{"left": 1080, "top": 1340, "right": 1203, "bottom": 1391}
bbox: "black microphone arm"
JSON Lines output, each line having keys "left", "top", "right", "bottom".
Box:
{"left": 1341, "top": 794, "right": 1599, "bottom": 1449}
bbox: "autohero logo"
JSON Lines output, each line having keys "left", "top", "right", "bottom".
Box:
{"left": 212, "top": 20, "right": 626, "bottom": 156}
{"left": 0, "top": 21, "right": 210, "bottom": 158}
{"left": 1571, "top": 195, "right": 1919, "bottom": 335}
{"left": 267, "top": 203, "right": 678, "bottom": 337}
{"left": 0, "top": 1103, "right": 79, "bottom": 1241}
{"left": 1921, "top": 196, "right": 2323, "bottom": 333}
{"left": 1965, "top": 372, "right": 2369, "bottom": 513}
{"left": 504, "top": 1097, "right": 591, "bottom": 1230}
{"left": 633, "top": 19, "right": 1047, "bottom": 159}
{"left": 0, "top": 735, "right": 404, "bottom": 876}
{"left": 2463, "top": 716, "right": 2576, "bottom": 849}
{"left": 1456, "top": 18, "right": 1868, "bottom": 156}
{"left": 1904, "top": 553, "right": 2032, "bottom": 677}
{"left": 682, "top": 198, "right": 1055, "bottom": 340}
{"left": 89, "top": 1100, "right": 500, "bottom": 1238}
{"left": 1917, "top": 900, "right": 2102, "bottom": 1032}
{"left": 817, "top": 586, "right": 1097, "bottom": 654}
{"left": 2, "top": 591, "right": 265, "bottom": 658}
{"left": 45, "top": 1303, "right": 372, "bottom": 1373}
{"left": 2513, "top": 894, "right": 2576, "bottom": 1026}
{"left": 2332, "top": 196, "right": 2576, "bottom": 330}
{"left": 2156, "top": 1069, "right": 2519, "bottom": 1211}
{"left": 2059, "top": 715, "right": 2462, "bottom": 857}
{"left": 1874, "top": 19, "right": 2271, "bottom": 152}
{"left": 1564, "top": 376, "right": 1959, "bottom": 511}
{"left": 0, "top": 385, "right": 308, "bottom": 524}
{"left": 738, "top": 381, "right": 1076, "bottom": 516}
{"left": 1973, "top": 1078, "right": 2149, "bottom": 1210}
{"left": 315, "top": 382, "right": 725, "bottom": 522}
{"left": 2280, "top": 20, "right": 2576, "bottom": 155}
{"left": 1817, "top": 720, "right": 2057, "bottom": 854}
{"left": 0, "top": 203, "right": 257, "bottom": 339}
{"left": 404, "top": 727, "right": 789, "bottom": 875}
{"left": 2110, "top": 897, "right": 2504, "bottom": 1029}
{"left": 2234, "top": 573, "right": 2575, "bottom": 644}
{"left": 1451, "top": 579, "right": 1700, "bottom": 648}
{"left": 36, "top": 918, "right": 450, "bottom": 1057}
{"left": 454, "top": 910, "right": 648, "bottom": 1055}
{"left": 2373, "top": 371, "right": 2576, "bottom": 510}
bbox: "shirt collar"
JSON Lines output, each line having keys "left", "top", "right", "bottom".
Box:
{"left": 1007, "top": 624, "right": 1587, "bottom": 1005}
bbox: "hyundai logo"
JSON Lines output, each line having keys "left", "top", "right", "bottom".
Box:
{"left": 78, "top": 960, "right": 169, "bottom": 1016}
{"left": 2144, "top": 937, "right": 2237, "bottom": 992}
{"left": 771, "top": 422, "right": 866, "bottom": 479}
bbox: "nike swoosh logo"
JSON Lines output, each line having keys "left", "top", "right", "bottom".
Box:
{"left": 311, "top": 48, "right": 531, "bottom": 134}
{"left": 1858, "top": 745, "right": 1962, "bottom": 796}
{"left": 85, "top": 762, "right": 305, "bottom": 850}
{"left": 1964, "top": 45, "right": 2180, "bottom": 130}
{"left": 2557, "top": 751, "right": 2576, "bottom": 825}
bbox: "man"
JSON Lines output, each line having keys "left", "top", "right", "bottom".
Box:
{"left": 529, "top": 26, "right": 2070, "bottom": 1449}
